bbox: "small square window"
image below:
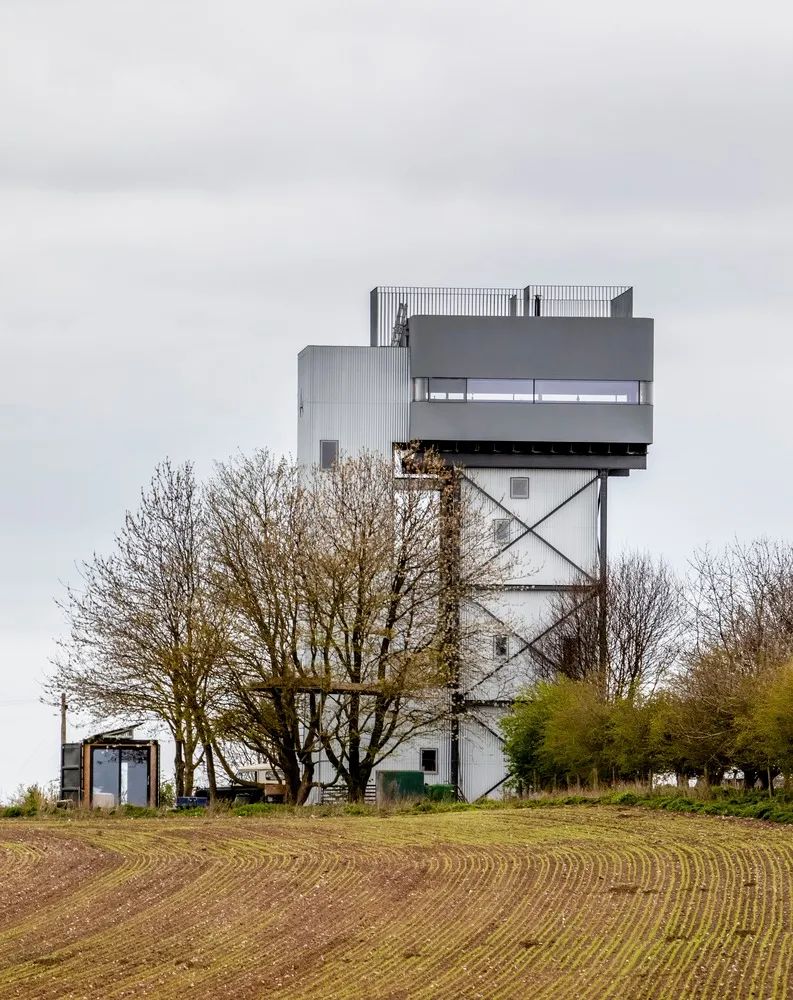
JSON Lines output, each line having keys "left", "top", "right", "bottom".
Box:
{"left": 493, "top": 518, "right": 511, "bottom": 545}
{"left": 320, "top": 440, "right": 339, "bottom": 470}
{"left": 420, "top": 748, "right": 438, "bottom": 773}
{"left": 510, "top": 476, "right": 529, "bottom": 499}
{"left": 494, "top": 635, "right": 509, "bottom": 659}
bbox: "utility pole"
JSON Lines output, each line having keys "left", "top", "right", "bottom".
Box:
{"left": 60, "top": 692, "right": 67, "bottom": 746}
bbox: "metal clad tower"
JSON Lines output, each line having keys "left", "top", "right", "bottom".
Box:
{"left": 298, "top": 285, "right": 653, "bottom": 802}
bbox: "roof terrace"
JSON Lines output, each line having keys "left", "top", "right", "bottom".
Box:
{"left": 370, "top": 284, "right": 633, "bottom": 347}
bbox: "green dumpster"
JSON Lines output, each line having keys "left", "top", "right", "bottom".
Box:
{"left": 425, "top": 783, "right": 456, "bottom": 802}
{"left": 375, "top": 770, "right": 426, "bottom": 804}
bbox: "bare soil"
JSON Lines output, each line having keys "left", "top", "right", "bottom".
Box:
{"left": 0, "top": 806, "right": 791, "bottom": 999}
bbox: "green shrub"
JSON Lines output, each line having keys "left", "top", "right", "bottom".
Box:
{"left": 158, "top": 782, "right": 175, "bottom": 808}
{"left": 121, "top": 805, "right": 160, "bottom": 819}
{"left": 611, "top": 791, "right": 639, "bottom": 806}
{"left": 6, "top": 784, "right": 48, "bottom": 816}
{"left": 232, "top": 803, "right": 284, "bottom": 817}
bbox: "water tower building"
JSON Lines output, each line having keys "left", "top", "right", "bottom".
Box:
{"left": 297, "top": 285, "right": 653, "bottom": 801}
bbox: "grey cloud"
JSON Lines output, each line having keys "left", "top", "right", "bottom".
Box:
{"left": 0, "top": 1, "right": 790, "bottom": 211}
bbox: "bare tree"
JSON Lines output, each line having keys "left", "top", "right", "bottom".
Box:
{"left": 207, "top": 450, "right": 515, "bottom": 803}
{"left": 48, "top": 460, "right": 224, "bottom": 798}
{"left": 303, "top": 452, "right": 514, "bottom": 801}
{"left": 206, "top": 452, "right": 324, "bottom": 805}
{"left": 536, "top": 551, "right": 685, "bottom": 700}
{"left": 688, "top": 538, "right": 793, "bottom": 674}
{"left": 675, "top": 538, "right": 793, "bottom": 788}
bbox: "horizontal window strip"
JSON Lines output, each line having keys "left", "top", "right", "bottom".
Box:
{"left": 422, "top": 378, "right": 647, "bottom": 404}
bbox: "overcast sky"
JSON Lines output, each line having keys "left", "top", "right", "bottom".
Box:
{"left": 1, "top": 0, "right": 791, "bottom": 799}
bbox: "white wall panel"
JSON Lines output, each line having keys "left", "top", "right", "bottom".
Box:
{"left": 465, "top": 468, "right": 595, "bottom": 525}
{"left": 297, "top": 346, "right": 410, "bottom": 466}
{"left": 464, "top": 469, "right": 599, "bottom": 585}
{"left": 381, "top": 724, "right": 452, "bottom": 785}
{"left": 533, "top": 481, "right": 599, "bottom": 577}
{"left": 464, "top": 590, "right": 554, "bottom": 701}
{"left": 460, "top": 711, "right": 510, "bottom": 802}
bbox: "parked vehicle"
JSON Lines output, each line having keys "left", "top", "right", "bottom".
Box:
{"left": 194, "top": 765, "right": 286, "bottom": 805}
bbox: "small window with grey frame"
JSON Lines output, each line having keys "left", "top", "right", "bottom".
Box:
{"left": 510, "top": 476, "right": 529, "bottom": 499}
{"left": 493, "top": 518, "right": 511, "bottom": 546}
{"left": 320, "top": 440, "right": 339, "bottom": 470}
{"left": 493, "top": 635, "right": 509, "bottom": 659}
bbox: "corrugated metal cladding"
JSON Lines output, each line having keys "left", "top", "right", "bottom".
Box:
{"left": 473, "top": 589, "right": 557, "bottom": 643}
{"left": 383, "top": 724, "right": 453, "bottom": 785}
{"left": 297, "top": 346, "right": 410, "bottom": 466}
{"left": 461, "top": 710, "right": 509, "bottom": 802}
{"left": 308, "top": 722, "right": 453, "bottom": 797}
{"left": 460, "top": 595, "right": 538, "bottom": 695}
{"left": 463, "top": 590, "right": 557, "bottom": 703}
{"left": 464, "top": 651, "right": 535, "bottom": 705}
{"left": 464, "top": 469, "right": 599, "bottom": 583}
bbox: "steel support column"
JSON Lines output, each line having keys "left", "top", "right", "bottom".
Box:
{"left": 440, "top": 472, "right": 463, "bottom": 799}
{"left": 598, "top": 469, "right": 609, "bottom": 676}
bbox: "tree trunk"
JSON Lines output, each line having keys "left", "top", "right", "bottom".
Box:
{"left": 204, "top": 741, "right": 218, "bottom": 803}
{"left": 346, "top": 691, "right": 362, "bottom": 803}
{"left": 348, "top": 780, "right": 368, "bottom": 804}
{"left": 279, "top": 753, "right": 303, "bottom": 805}
{"left": 704, "top": 763, "right": 724, "bottom": 786}
{"left": 174, "top": 739, "right": 186, "bottom": 798}
{"left": 294, "top": 752, "right": 315, "bottom": 806}
{"left": 295, "top": 775, "right": 313, "bottom": 806}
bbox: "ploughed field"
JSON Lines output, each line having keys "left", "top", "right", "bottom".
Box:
{"left": 0, "top": 807, "right": 791, "bottom": 999}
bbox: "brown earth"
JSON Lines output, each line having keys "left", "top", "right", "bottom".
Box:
{"left": 0, "top": 806, "right": 791, "bottom": 999}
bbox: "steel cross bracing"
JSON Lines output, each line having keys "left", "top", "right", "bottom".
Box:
{"left": 463, "top": 472, "right": 600, "bottom": 583}
{"left": 459, "top": 470, "right": 604, "bottom": 697}
{"left": 464, "top": 589, "right": 597, "bottom": 696}
{"left": 447, "top": 470, "right": 607, "bottom": 801}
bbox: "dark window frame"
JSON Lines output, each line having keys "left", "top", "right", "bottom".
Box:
{"left": 89, "top": 744, "right": 151, "bottom": 808}
{"left": 510, "top": 476, "right": 530, "bottom": 499}
{"left": 420, "top": 748, "right": 439, "bottom": 773}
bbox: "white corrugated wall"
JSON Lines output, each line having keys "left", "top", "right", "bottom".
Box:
{"left": 459, "top": 468, "right": 600, "bottom": 800}
{"left": 464, "top": 468, "right": 599, "bottom": 583}
{"left": 297, "top": 346, "right": 410, "bottom": 466}
{"left": 378, "top": 723, "right": 453, "bottom": 785}
{"left": 461, "top": 710, "right": 510, "bottom": 802}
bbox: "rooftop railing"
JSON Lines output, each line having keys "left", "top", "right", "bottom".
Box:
{"left": 370, "top": 285, "right": 633, "bottom": 346}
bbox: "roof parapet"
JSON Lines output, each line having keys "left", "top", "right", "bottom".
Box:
{"left": 370, "top": 285, "right": 633, "bottom": 347}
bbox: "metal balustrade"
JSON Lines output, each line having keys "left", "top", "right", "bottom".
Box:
{"left": 370, "top": 284, "right": 633, "bottom": 346}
